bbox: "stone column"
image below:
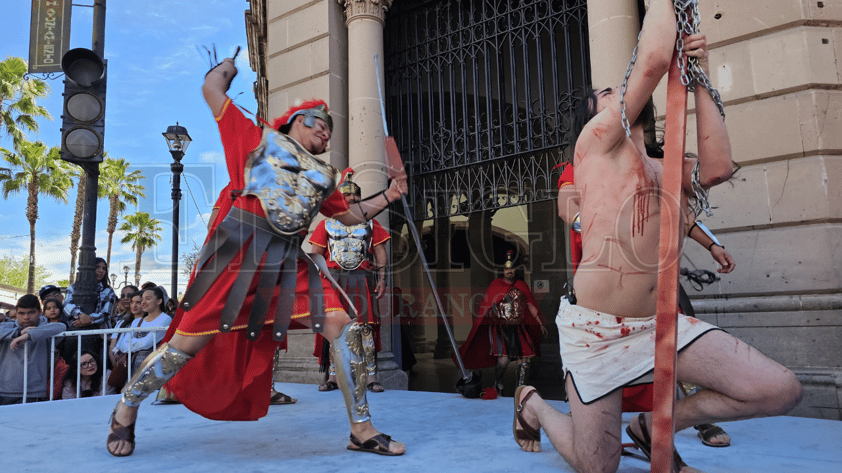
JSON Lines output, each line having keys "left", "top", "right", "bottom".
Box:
{"left": 341, "top": 0, "right": 407, "bottom": 389}
{"left": 586, "top": 0, "right": 641, "bottom": 87}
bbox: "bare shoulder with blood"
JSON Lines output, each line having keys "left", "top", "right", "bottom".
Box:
{"left": 572, "top": 103, "right": 670, "bottom": 319}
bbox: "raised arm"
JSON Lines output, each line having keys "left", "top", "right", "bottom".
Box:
{"left": 685, "top": 34, "right": 734, "bottom": 187}
{"left": 333, "top": 178, "right": 406, "bottom": 226}
{"left": 581, "top": 0, "right": 676, "bottom": 154}
{"left": 202, "top": 58, "right": 238, "bottom": 117}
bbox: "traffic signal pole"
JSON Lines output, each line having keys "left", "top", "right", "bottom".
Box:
{"left": 72, "top": 0, "right": 106, "bottom": 314}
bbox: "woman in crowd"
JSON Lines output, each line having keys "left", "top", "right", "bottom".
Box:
{"left": 108, "top": 291, "right": 144, "bottom": 371}
{"left": 62, "top": 350, "right": 117, "bottom": 399}
{"left": 115, "top": 286, "right": 172, "bottom": 373}
{"left": 63, "top": 257, "right": 117, "bottom": 354}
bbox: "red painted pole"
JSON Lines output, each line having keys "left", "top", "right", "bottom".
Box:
{"left": 650, "top": 44, "right": 688, "bottom": 472}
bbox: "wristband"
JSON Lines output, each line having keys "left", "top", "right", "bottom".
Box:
{"left": 707, "top": 242, "right": 723, "bottom": 251}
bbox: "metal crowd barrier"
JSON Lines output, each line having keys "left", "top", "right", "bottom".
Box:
{"left": 19, "top": 326, "right": 168, "bottom": 403}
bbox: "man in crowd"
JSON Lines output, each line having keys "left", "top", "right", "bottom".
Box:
{"left": 38, "top": 285, "right": 64, "bottom": 304}
{"left": 511, "top": 1, "right": 801, "bottom": 472}
{"left": 0, "top": 294, "right": 66, "bottom": 404}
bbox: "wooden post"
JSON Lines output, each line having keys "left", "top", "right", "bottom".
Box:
{"left": 650, "top": 44, "right": 688, "bottom": 472}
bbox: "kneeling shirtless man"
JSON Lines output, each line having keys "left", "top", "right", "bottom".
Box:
{"left": 511, "top": 1, "right": 802, "bottom": 472}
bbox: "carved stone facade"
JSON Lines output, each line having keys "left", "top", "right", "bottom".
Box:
{"left": 340, "top": 0, "right": 392, "bottom": 24}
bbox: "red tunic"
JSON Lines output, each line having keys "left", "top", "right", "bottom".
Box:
{"left": 309, "top": 218, "right": 390, "bottom": 361}
{"left": 162, "top": 99, "right": 350, "bottom": 421}
{"left": 455, "top": 278, "right": 544, "bottom": 369}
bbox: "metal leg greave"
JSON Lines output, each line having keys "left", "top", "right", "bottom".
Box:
{"left": 517, "top": 361, "right": 530, "bottom": 387}
{"left": 121, "top": 343, "right": 193, "bottom": 408}
{"left": 361, "top": 323, "right": 377, "bottom": 377}
{"left": 332, "top": 322, "right": 371, "bottom": 424}
{"left": 328, "top": 346, "right": 336, "bottom": 377}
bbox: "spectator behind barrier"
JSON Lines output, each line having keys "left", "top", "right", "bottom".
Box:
{"left": 109, "top": 291, "right": 144, "bottom": 371}
{"left": 62, "top": 349, "right": 116, "bottom": 399}
{"left": 39, "top": 285, "right": 64, "bottom": 304}
{"left": 0, "top": 295, "right": 66, "bottom": 404}
{"left": 114, "top": 286, "right": 172, "bottom": 373}
{"left": 63, "top": 257, "right": 117, "bottom": 355}
{"left": 109, "top": 285, "right": 139, "bottom": 332}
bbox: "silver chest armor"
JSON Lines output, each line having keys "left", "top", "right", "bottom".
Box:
{"left": 493, "top": 286, "right": 527, "bottom": 325}
{"left": 325, "top": 219, "right": 373, "bottom": 270}
{"left": 243, "top": 130, "right": 340, "bottom": 235}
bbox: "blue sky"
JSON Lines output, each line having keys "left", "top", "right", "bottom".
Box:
{"left": 1, "top": 1, "right": 258, "bottom": 295}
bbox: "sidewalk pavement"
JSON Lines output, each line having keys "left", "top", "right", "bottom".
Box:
{"left": 1, "top": 382, "right": 840, "bottom": 472}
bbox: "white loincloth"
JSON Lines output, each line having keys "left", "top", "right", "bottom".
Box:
{"left": 556, "top": 297, "right": 721, "bottom": 404}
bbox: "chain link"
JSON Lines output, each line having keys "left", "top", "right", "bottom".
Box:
{"left": 619, "top": 0, "right": 725, "bottom": 138}
{"left": 690, "top": 160, "right": 713, "bottom": 217}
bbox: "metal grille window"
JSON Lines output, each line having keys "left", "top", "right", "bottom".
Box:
{"left": 384, "top": 0, "right": 590, "bottom": 220}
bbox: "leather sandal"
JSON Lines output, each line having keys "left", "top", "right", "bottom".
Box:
{"left": 695, "top": 423, "right": 730, "bottom": 447}
{"left": 625, "top": 413, "right": 688, "bottom": 472}
{"left": 318, "top": 381, "right": 338, "bottom": 392}
{"left": 347, "top": 433, "right": 404, "bottom": 456}
{"left": 512, "top": 385, "right": 541, "bottom": 450}
{"left": 270, "top": 391, "right": 297, "bottom": 405}
{"left": 367, "top": 381, "right": 385, "bottom": 393}
{"left": 106, "top": 405, "right": 136, "bottom": 457}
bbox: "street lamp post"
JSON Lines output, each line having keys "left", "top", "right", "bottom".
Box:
{"left": 122, "top": 265, "right": 130, "bottom": 287}
{"left": 163, "top": 123, "right": 191, "bottom": 299}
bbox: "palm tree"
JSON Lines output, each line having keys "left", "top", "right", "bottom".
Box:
{"left": 0, "top": 56, "right": 51, "bottom": 150}
{"left": 0, "top": 138, "right": 73, "bottom": 293}
{"left": 119, "top": 211, "right": 162, "bottom": 286}
{"left": 67, "top": 164, "right": 86, "bottom": 284}
{"left": 100, "top": 157, "right": 145, "bottom": 269}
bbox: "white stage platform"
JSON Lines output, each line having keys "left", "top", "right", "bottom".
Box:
{"left": 1, "top": 382, "right": 840, "bottom": 472}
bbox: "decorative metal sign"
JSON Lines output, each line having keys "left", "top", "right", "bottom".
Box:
{"left": 28, "top": 0, "right": 72, "bottom": 73}
{"left": 384, "top": 0, "right": 591, "bottom": 221}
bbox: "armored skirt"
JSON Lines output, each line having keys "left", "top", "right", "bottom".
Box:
{"left": 161, "top": 99, "right": 349, "bottom": 421}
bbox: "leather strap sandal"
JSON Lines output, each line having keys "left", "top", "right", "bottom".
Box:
{"left": 513, "top": 385, "right": 541, "bottom": 448}
{"left": 695, "top": 423, "right": 730, "bottom": 447}
{"left": 367, "top": 381, "right": 385, "bottom": 393}
{"left": 625, "top": 413, "right": 688, "bottom": 472}
{"left": 347, "top": 433, "right": 404, "bottom": 456}
{"left": 270, "top": 392, "right": 297, "bottom": 405}
{"left": 318, "top": 381, "right": 338, "bottom": 392}
{"left": 106, "top": 406, "right": 136, "bottom": 457}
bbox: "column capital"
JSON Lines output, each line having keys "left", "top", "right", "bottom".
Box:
{"left": 340, "top": 0, "right": 392, "bottom": 26}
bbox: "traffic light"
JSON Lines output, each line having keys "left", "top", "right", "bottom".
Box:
{"left": 60, "top": 48, "right": 106, "bottom": 164}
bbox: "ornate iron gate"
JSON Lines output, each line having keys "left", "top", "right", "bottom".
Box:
{"left": 384, "top": 0, "right": 590, "bottom": 221}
